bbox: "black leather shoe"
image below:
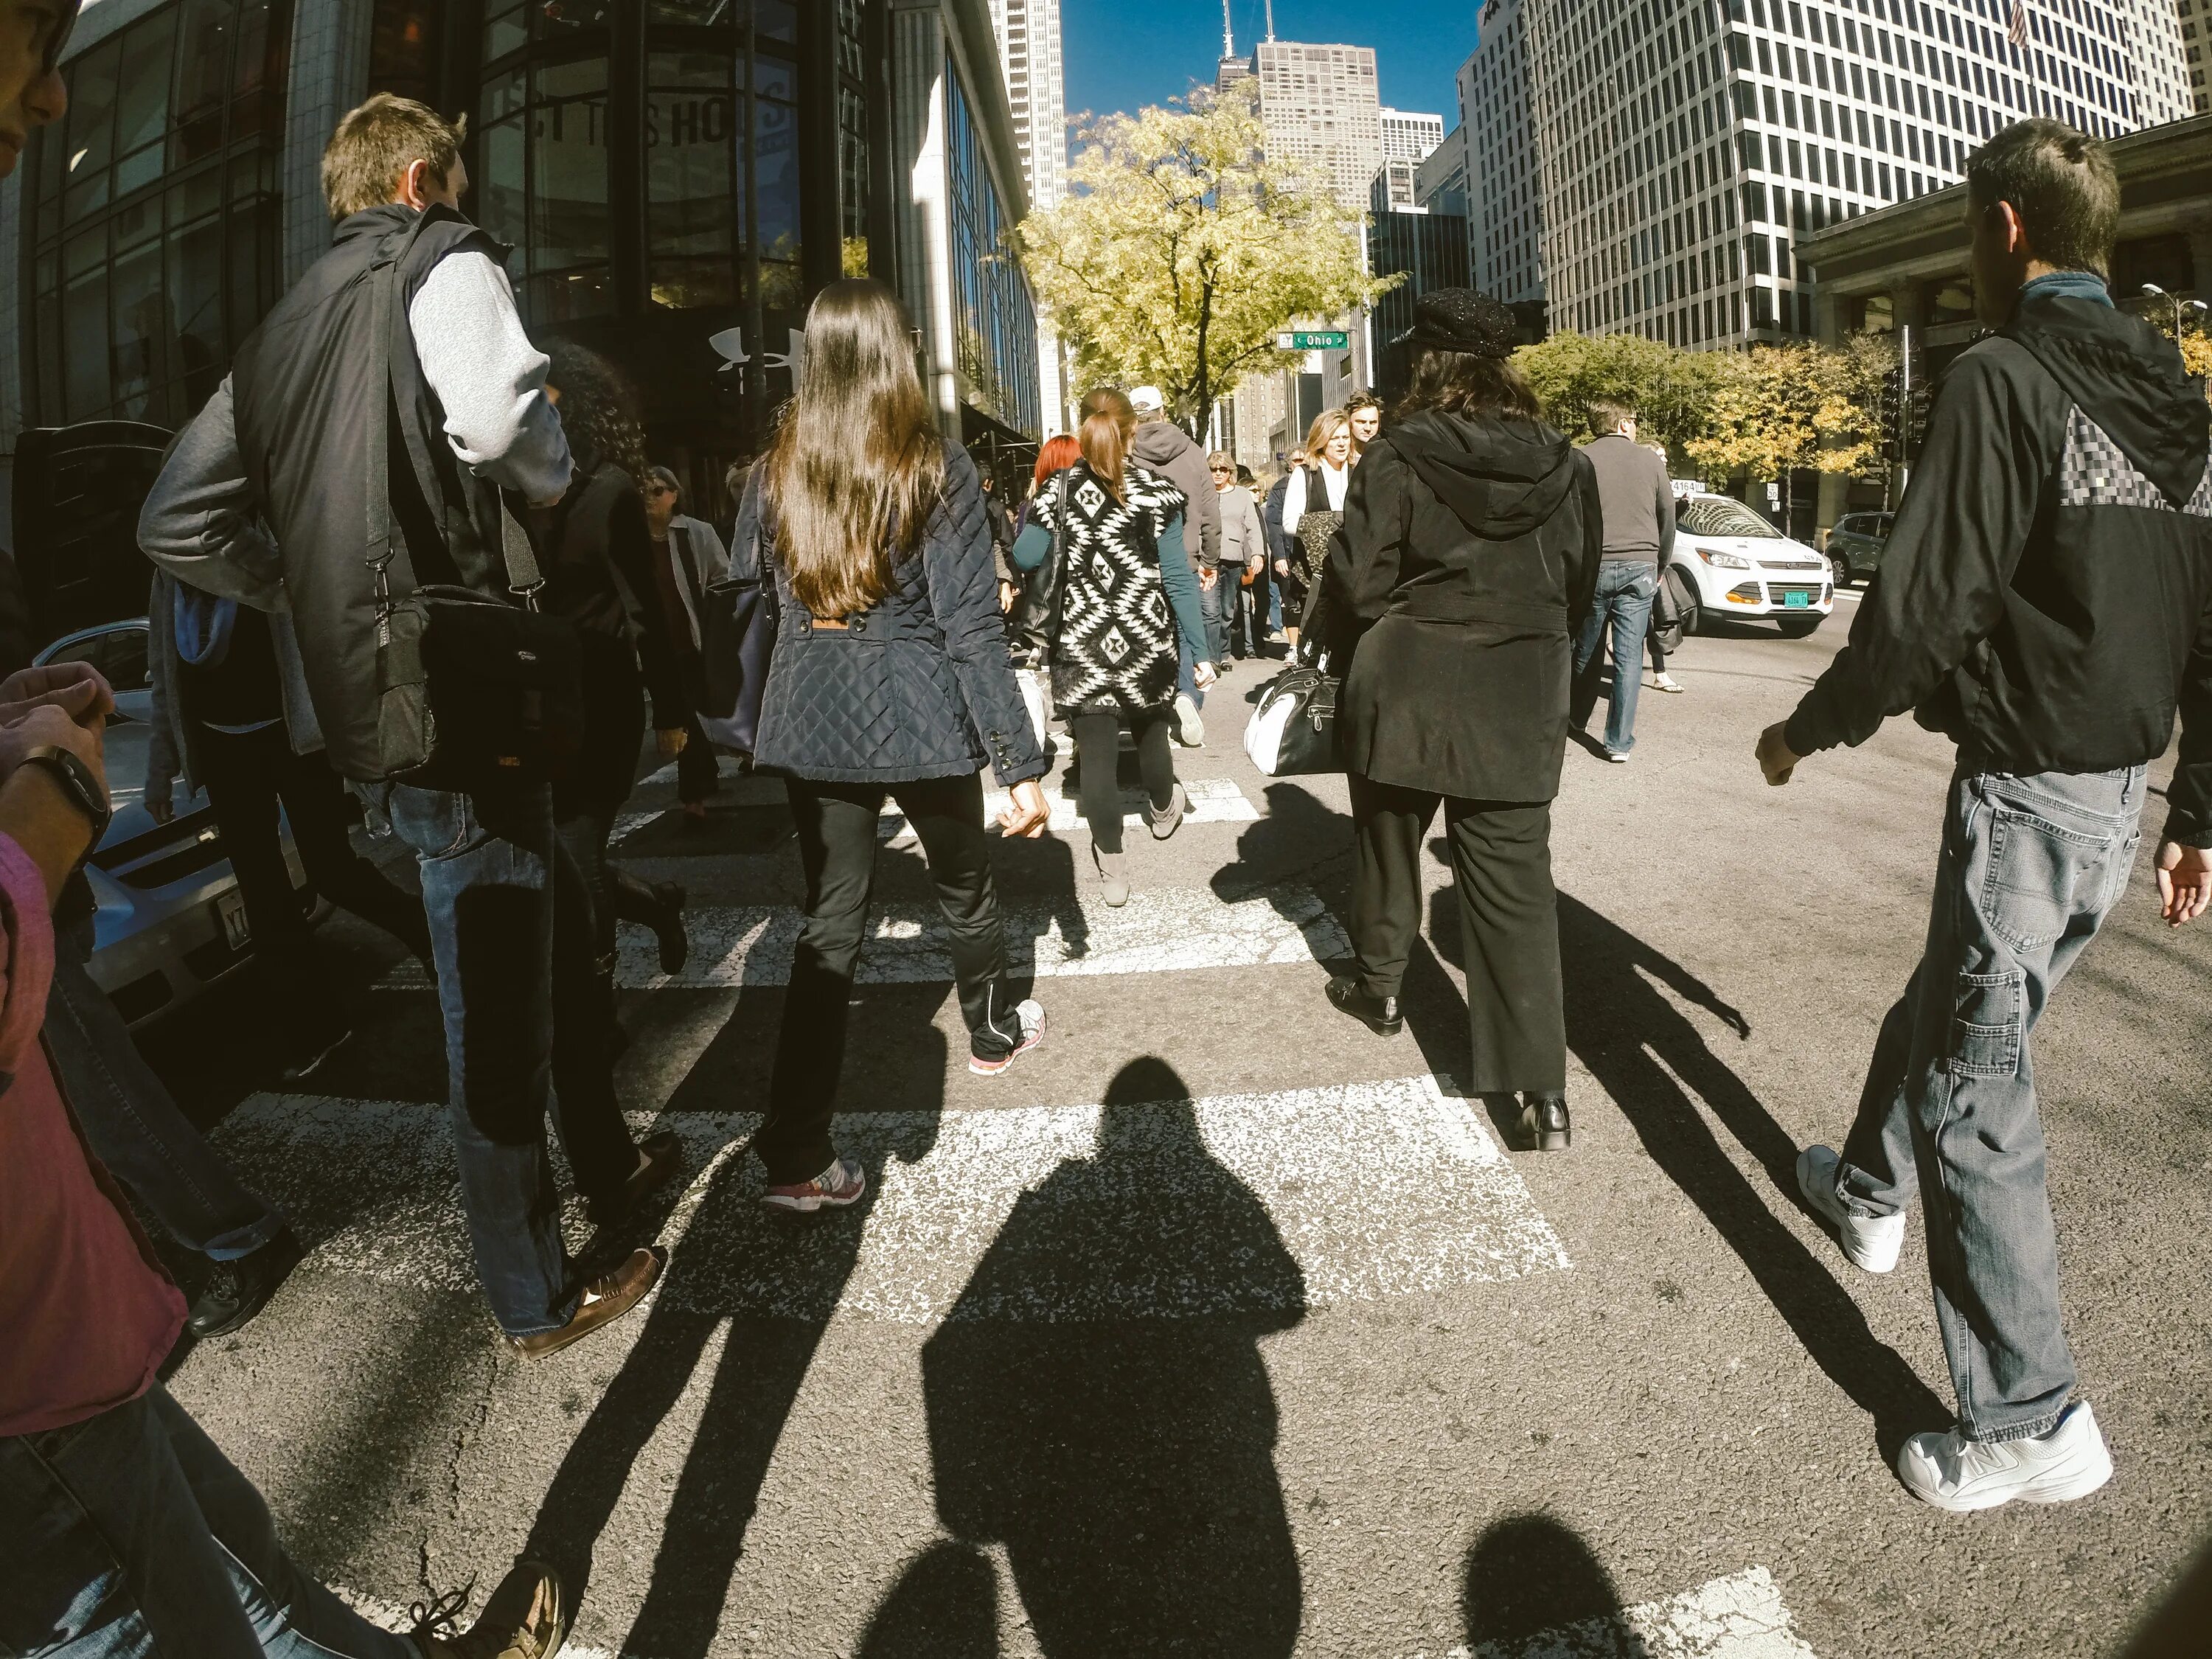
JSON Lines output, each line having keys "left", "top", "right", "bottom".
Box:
{"left": 588, "top": 1130, "right": 685, "bottom": 1230}
{"left": 650, "top": 882, "right": 689, "bottom": 975}
{"left": 1326, "top": 976, "right": 1403, "bottom": 1035}
{"left": 1520, "top": 1092, "right": 1571, "bottom": 1151}
{"left": 188, "top": 1227, "right": 305, "bottom": 1339}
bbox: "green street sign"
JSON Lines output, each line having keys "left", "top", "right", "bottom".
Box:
{"left": 1277, "top": 330, "right": 1350, "bottom": 350}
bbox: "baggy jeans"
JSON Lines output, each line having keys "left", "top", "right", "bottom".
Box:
{"left": 1570, "top": 560, "right": 1658, "bottom": 755}
{"left": 369, "top": 778, "right": 639, "bottom": 1337}
{"left": 0, "top": 1385, "right": 415, "bottom": 1658}
{"left": 1829, "top": 765, "right": 2146, "bottom": 1441}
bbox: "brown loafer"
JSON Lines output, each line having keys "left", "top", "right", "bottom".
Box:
{"left": 508, "top": 1248, "right": 663, "bottom": 1360}
{"left": 412, "top": 1557, "right": 569, "bottom": 1658}
{"left": 586, "top": 1130, "right": 685, "bottom": 1230}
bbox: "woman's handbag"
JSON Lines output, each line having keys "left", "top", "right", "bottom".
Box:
{"left": 1650, "top": 566, "right": 1686, "bottom": 656}
{"left": 1244, "top": 653, "right": 1340, "bottom": 776}
{"left": 364, "top": 259, "right": 582, "bottom": 790}
{"left": 696, "top": 465, "right": 779, "bottom": 755}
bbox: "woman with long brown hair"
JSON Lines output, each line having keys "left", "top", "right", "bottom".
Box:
{"left": 729, "top": 279, "right": 1051, "bottom": 1214}
{"left": 1314, "top": 291, "right": 1602, "bottom": 1153}
{"left": 1008, "top": 388, "right": 1211, "bottom": 906}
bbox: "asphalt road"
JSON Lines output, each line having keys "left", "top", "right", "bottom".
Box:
{"left": 140, "top": 590, "right": 2212, "bottom": 1658}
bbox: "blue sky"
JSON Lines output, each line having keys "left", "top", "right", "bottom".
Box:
{"left": 1061, "top": 0, "right": 1474, "bottom": 132}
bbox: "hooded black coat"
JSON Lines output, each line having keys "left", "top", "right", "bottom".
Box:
{"left": 1319, "top": 408, "right": 1603, "bottom": 803}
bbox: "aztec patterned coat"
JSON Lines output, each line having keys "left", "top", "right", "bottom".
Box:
{"left": 1026, "top": 459, "right": 1192, "bottom": 717}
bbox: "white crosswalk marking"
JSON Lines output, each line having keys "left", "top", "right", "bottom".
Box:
{"left": 1447, "top": 1568, "right": 1817, "bottom": 1658}
{"left": 375, "top": 879, "right": 1348, "bottom": 990}
{"left": 882, "top": 775, "right": 1259, "bottom": 843}
{"left": 209, "top": 1077, "right": 1567, "bottom": 1321}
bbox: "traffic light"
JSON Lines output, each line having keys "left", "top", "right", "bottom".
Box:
{"left": 1905, "top": 380, "right": 1933, "bottom": 453}
{"left": 1879, "top": 366, "right": 1904, "bottom": 459}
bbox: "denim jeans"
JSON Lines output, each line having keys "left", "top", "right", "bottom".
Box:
{"left": 1830, "top": 766, "right": 2146, "bottom": 1442}
{"left": 46, "top": 922, "right": 285, "bottom": 1262}
{"left": 369, "top": 778, "right": 639, "bottom": 1336}
{"left": 1198, "top": 571, "right": 1232, "bottom": 666}
{"left": 1571, "top": 560, "right": 1659, "bottom": 754}
{"left": 0, "top": 1385, "right": 416, "bottom": 1658}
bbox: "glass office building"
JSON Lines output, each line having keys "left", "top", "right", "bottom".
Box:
{"left": 4, "top": 0, "right": 1040, "bottom": 526}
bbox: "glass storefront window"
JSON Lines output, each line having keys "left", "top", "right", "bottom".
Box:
{"left": 944, "top": 60, "right": 1038, "bottom": 435}
{"left": 24, "top": 0, "right": 291, "bottom": 428}
{"left": 481, "top": 7, "right": 613, "bottom": 322}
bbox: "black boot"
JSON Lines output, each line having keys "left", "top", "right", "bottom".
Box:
{"left": 1519, "top": 1092, "right": 1571, "bottom": 1152}
{"left": 1326, "top": 976, "right": 1402, "bottom": 1035}
{"left": 188, "top": 1227, "right": 305, "bottom": 1339}
{"left": 647, "top": 881, "right": 689, "bottom": 975}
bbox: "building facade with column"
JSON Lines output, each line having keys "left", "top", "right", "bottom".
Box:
{"left": 1464, "top": 0, "right": 2190, "bottom": 360}
{"left": 1801, "top": 110, "right": 2210, "bottom": 529}
{"left": 0, "top": 0, "right": 1040, "bottom": 540}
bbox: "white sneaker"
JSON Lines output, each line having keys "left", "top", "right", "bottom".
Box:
{"left": 1897, "top": 1400, "right": 2113, "bottom": 1512}
{"left": 1653, "top": 672, "right": 1684, "bottom": 692}
{"left": 1795, "top": 1145, "right": 1905, "bottom": 1273}
{"left": 970, "top": 999, "right": 1046, "bottom": 1076}
{"left": 1172, "top": 692, "right": 1205, "bottom": 747}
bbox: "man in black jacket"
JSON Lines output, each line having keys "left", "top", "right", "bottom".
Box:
{"left": 141, "top": 97, "right": 675, "bottom": 1371}
{"left": 1757, "top": 121, "right": 2212, "bottom": 1512}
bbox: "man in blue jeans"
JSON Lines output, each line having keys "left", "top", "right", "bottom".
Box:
{"left": 142, "top": 95, "right": 676, "bottom": 1359}
{"left": 1758, "top": 119, "right": 2212, "bottom": 1512}
{"left": 1571, "top": 400, "right": 1674, "bottom": 760}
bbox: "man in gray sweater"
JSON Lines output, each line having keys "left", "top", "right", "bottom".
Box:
{"left": 1570, "top": 400, "right": 1677, "bottom": 760}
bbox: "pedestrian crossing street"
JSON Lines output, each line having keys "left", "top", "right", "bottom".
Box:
{"left": 189, "top": 738, "right": 1828, "bottom": 1658}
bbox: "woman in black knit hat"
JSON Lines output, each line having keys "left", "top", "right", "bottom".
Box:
{"left": 1311, "top": 289, "right": 1603, "bottom": 1152}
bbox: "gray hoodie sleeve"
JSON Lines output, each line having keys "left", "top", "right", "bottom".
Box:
{"left": 139, "top": 376, "right": 288, "bottom": 612}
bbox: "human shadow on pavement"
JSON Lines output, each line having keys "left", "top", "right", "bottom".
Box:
{"left": 855, "top": 1540, "right": 1001, "bottom": 1658}
{"left": 908, "top": 1057, "right": 1306, "bottom": 1657}
{"left": 1462, "top": 1512, "right": 1644, "bottom": 1656}
{"left": 1425, "top": 886, "right": 1947, "bottom": 1451}
{"left": 523, "top": 1015, "right": 952, "bottom": 1655}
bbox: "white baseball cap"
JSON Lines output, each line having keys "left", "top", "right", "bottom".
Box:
{"left": 1129, "top": 386, "right": 1166, "bottom": 414}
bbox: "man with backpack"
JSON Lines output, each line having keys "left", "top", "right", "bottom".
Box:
{"left": 1759, "top": 120, "right": 2212, "bottom": 1511}
{"left": 141, "top": 96, "right": 677, "bottom": 1368}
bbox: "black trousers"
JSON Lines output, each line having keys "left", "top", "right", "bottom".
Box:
{"left": 1068, "top": 706, "right": 1176, "bottom": 855}
{"left": 193, "top": 723, "right": 432, "bottom": 1047}
{"left": 554, "top": 645, "right": 655, "bottom": 968}
{"left": 1346, "top": 771, "right": 1565, "bottom": 1095}
{"left": 760, "top": 772, "right": 1020, "bottom": 1184}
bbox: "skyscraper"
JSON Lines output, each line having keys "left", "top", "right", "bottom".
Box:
{"left": 2175, "top": 0, "right": 2211, "bottom": 113}
{"left": 1382, "top": 107, "right": 1447, "bottom": 164}
{"left": 990, "top": 0, "right": 1067, "bottom": 211}
{"left": 1466, "top": 0, "right": 2192, "bottom": 352}
{"left": 1255, "top": 38, "right": 1385, "bottom": 210}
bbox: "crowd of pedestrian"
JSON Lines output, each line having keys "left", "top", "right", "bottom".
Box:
{"left": 0, "top": 22, "right": 2207, "bottom": 1648}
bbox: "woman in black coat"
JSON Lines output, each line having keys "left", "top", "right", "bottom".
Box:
{"left": 1314, "top": 290, "right": 1601, "bottom": 1150}
{"left": 728, "top": 279, "right": 1051, "bottom": 1214}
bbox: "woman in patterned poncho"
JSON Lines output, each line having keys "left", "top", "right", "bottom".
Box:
{"left": 1009, "top": 389, "right": 1211, "bottom": 907}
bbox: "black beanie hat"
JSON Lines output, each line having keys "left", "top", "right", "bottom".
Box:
{"left": 1395, "top": 288, "right": 1520, "bottom": 360}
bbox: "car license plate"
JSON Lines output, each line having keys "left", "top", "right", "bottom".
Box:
{"left": 216, "top": 889, "right": 250, "bottom": 950}
{"left": 1784, "top": 591, "right": 1809, "bottom": 608}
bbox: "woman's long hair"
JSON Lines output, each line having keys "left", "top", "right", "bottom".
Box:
{"left": 543, "top": 338, "right": 650, "bottom": 490}
{"left": 1304, "top": 408, "right": 1352, "bottom": 467}
{"left": 1031, "top": 433, "right": 1080, "bottom": 493}
{"left": 1077, "top": 387, "right": 1137, "bottom": 501}
{"left": 1394, "top": 349, "right": 1543, "bottom": 424}
{"left": 763, "top": 279, "right": 945, "bottom": 618}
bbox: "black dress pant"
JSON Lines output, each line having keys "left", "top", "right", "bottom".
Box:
{"left": 1346, "top": 771, "right": 1565, "bottom": 1094}
{"left": 194, "top": 722, "right": 433, "bottom": 1049}
{"left": 1068, "top": 706, "right": 1176, "bottom": 855}
{"left": 760, "top": 771, "right": 1022, "bottom": 1184}
{"left": 553, "top": 641, "right": 652, "bottom": 969}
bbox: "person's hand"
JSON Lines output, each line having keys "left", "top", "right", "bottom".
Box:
{"left": 0, "top": 701, "right": 108, "bottom": 797}
{"left": 1193, "top": 660, "right": 1218, "bottom": 690}
{"left": 1274, "top": 560, "right": 1289, "bottom": 577}
{"left": 1199, "top": 567, "right": 1218, "bottom": 591}
{"left": 1756, "top": 721, "right": 1801, "bottom": 787}
{"left": 147, "top": 793, "right": 175, "bottom": 824}
{"left": 655, "top": 727, "right": 689, "bottom": 757}
{"left": 998, "top": 579, "right": 1017, "bottom": 615}
{"left": 998, "top": 779, "right": 1050, "bottom": 839}
{"left": 2155, "top": 841, "right": 2211, "bottom": 927}
{"left": 1248, "top": 556, "right": 1265, "bottom": 577}
{"left": 0, "top": 661, "right": 115, "bottom": 729}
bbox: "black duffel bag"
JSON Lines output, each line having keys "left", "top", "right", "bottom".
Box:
{"left": 364, "top": 259, "right": 582, "bottom": 789}
{"left": 1650, "top": 565, "right": 1686, "bottom": 656}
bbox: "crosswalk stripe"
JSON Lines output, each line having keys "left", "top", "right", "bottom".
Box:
{"left": 210, "top": 1076, "right": 1568, "bottom": 1322}
{"left": 882, "top": 776, "right": 1259, "bottom": 844}
{"left": 1448, "top": 1567, "right": 1817, "bottom": 1658}
{"left": 375, "top": 880, "right": 1349, "bottom": 990}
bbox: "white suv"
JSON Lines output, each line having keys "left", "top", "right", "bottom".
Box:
{"left": 1665, "top": 494, "right": 1837, "bottom": 639}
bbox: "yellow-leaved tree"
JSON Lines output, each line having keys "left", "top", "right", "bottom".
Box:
{"left": 1021, "top": 83, "right": 1395, "bottom": 429}
{"left": 1687, "top": 342, "right": 1881, "bottom": 526}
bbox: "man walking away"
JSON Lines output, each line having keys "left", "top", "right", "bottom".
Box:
{"left": 1260, "top": 452, "right": 1303, "bottom": 655}
{"left": 142, "top": 94, "right": 678, "bottom": 1360}
{"left": 1571, "top": 400, "right": 1675, "bottom": 761}
{"left": 1758, "top": 119, "right": 2212, "bottom": 1512}
{"left": 1127, "top": 386, "right": 1220, "bottom": 743}
{"left": 643, "top": 465, "right": 728, "bottom": 820}
{"left": 1207, "top": 451, "right": 1265, "bottom": 664}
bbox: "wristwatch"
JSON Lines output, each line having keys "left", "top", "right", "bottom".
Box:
{"left": 17, "top": 744, "right": 111, "bottom": 844}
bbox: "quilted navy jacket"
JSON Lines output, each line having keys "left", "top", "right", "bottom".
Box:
{"left": 731, "top": 440, "right": 1047, "bottom": 787}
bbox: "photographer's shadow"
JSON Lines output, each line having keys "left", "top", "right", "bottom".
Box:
{"left": 881, "top": 1057, "right": 1306, "bottom": 1657}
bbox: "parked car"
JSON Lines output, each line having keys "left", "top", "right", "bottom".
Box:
{"left": 41, "top": 617, "right": 317, "bottom": 1029}
{"left": 1824, "top": 512, "right": 1893, "bottom": 587}
{"left": 1663, "top": 494, "right": 1836, "bottom": 639}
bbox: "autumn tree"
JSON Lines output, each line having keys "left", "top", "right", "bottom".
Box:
{"left": 1020, "top": 82, "right": 1393, "bottom": 428}
{"left": 1686, "top": 342, "right": 1880, "bottom": 526}
{"left": 1512, "top": 332, "right": 1724, "bottom": 451}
